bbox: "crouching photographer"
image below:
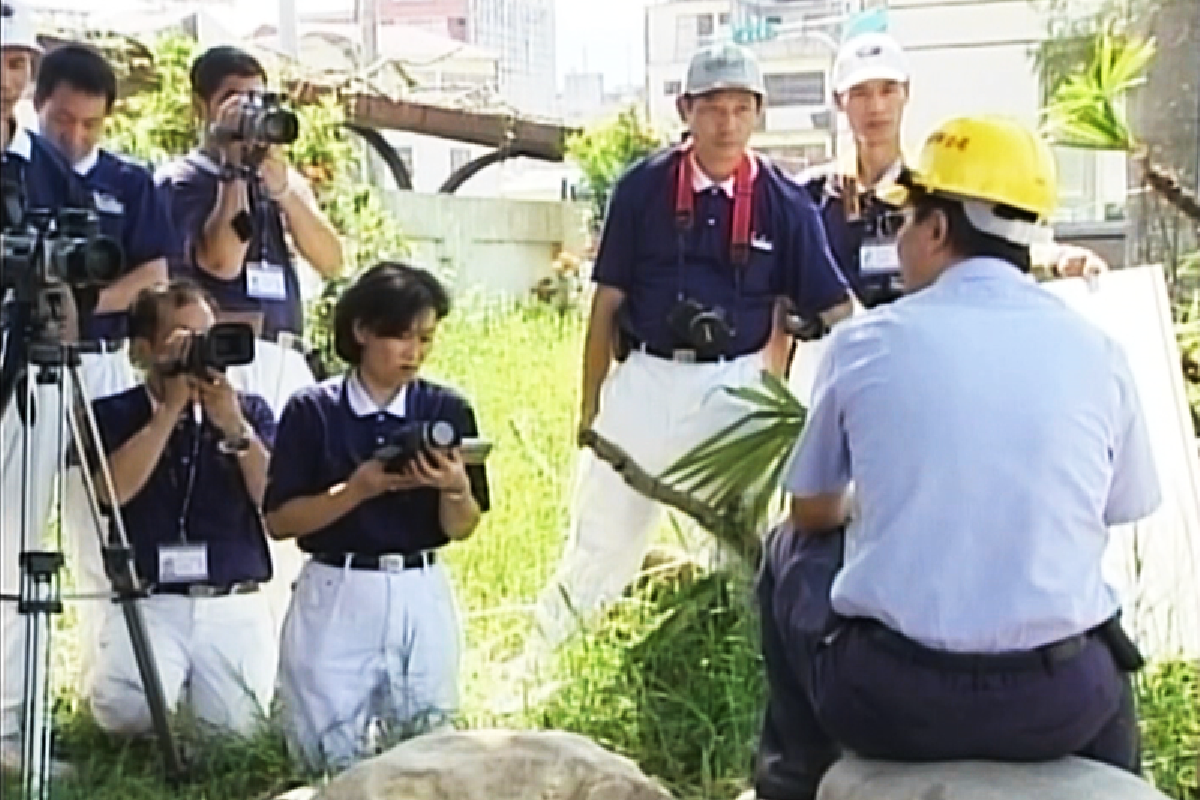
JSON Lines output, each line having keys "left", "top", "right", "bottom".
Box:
{"left": 264, "top": 262, "right": 490, "bottom": 771}
{"left": 87, "top": 279, "right": 277, "bottom": 737}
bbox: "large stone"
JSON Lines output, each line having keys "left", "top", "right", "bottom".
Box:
{"left": 817, "top": 755, "right": 1172, "bottom": 800}
{"left": 316, "top": 728, "right": 675, "bottom": 800}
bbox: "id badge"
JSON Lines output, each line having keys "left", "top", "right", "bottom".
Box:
{"left": 860, "top": 241, "right": 900, "bottom": 276}
{"left": 158, "top": 543, "right": 210, "bottom": 584}
{"left": 246, "top": 262, "right": 288, "bottom": 301}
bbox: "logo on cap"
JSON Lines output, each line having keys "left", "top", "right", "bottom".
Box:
{"left": 856, "top": 44, "right": 883, "bottom": 58}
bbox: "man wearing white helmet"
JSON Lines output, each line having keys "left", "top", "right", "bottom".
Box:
{"left": 1, "top": 0, "right": 94, "bottom": 777}
{"left": 513, "top": 42, "right": 854, "bottom": 684}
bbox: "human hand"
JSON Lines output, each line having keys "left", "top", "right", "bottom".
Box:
{"left": 260, "top": 147, "right": 291, "bottom": 200}
{"left": 406, "top": 449, "right": 470, "bottom": 495}
{"left": 157, "top": 331, "right": 198, "bottom": 415}
{"left": 577, "top": 398, "right": 599, "bottom": 448}
{"left": 1053, "top": 244, "right": 1108, "bottom": 279}
{"left": 348, "top": 457, "right": 419, "bottom": 502}
{"left": 195, "top": 370, "right": 246, "bottom": 439}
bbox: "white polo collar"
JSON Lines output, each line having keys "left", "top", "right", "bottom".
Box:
{"left": 6, "top": 125, "right": 33, "bottom": 161}
{"left": 186, "top": 149, "right": 222, "bottom": 175}
{"left": 346, "top": 372, "right": 408, "bottom": 418}
{"left": 73, "top": 147, "right": 100, "bottom": 176}
{"left": 690, "top": 152, "right": 759, "bottom": 198}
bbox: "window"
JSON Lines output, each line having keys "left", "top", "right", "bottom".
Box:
{"left": 664, "top": 79, "right": 682, "bottom": 96}
{"left": 450, "top": 148, "right": 472, "bottom": 174}
{"left": 764, "top": 71, "right": 826, "bottom": 107}
{"left": 718, "top": 11, "right": 731, "bottom": 25}
{"left": 697, "top": 13, "right": 714, "bottom": 36}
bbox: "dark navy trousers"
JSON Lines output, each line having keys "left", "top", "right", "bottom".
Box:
{"left": 753, "top": 524, "right": 1140, "bottom": 800}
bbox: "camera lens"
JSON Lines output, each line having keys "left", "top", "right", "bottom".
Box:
{"left": 261, "top": 109, "right": 299, "bottom": 145}
{"left": 428, "top": 421, "right": 457, "bottom": 449}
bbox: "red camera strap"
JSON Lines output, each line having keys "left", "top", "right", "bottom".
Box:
{"left": 673, "top": 141, "right": 757, "bottom": 265}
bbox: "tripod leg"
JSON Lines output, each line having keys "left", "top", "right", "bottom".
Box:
{"left": 63, "top": 364, "right": 186, "bottom": 784}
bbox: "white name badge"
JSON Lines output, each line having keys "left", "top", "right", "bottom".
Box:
{"left": 246, "top": 261, "right": 288, "bottom": 301}
{"left": 93, "top": 192, "right": 125, "bottom": 215}
{"left": 860, "top": 241, "right": 901, "bottom": 275}
{"left": 158, "top": 543, "right": 210, "bottom": 584}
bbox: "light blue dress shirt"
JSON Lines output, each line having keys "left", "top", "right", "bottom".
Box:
{"left": 784, "top": 257, "right": 1162, "bottom": 652}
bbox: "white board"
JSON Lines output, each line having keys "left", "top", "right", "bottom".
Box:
{"left": 788, "top": 266, "right": 1200, "bottom": 659}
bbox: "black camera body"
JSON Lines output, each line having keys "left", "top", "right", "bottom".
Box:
{"left": 211, "top": 91, "right": 299, "bottom": 148}
{"left": 374, "top": 420, "right": 461, "bottom": 474}
{"left": 666, "top": 298, "right": 734, "bottom": 359}
{"left": 164, "top": 322, "right": 256, "bottom": 379}
{"left": 1, "top": 202, "right": 124, "bottom": 292}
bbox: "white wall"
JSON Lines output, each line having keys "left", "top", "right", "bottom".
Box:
{"left": 380, "top": 193, "right": 590, "bottom": 298}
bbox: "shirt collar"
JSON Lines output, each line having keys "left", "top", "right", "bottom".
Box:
{"left": 73, "top": 147, "right": 100, "bottom": 177}
{"left": 690, "top": 152, "right": 758, "bottom": 198}
{"left": 936, "top": 256, "right": 1037, "bottom": 288}
{"left": 346, "top": 372, "right": 408, "bottom": 418}
{"left": 6, "top": 126, "right": 33, "bottom": 162}
{"left": 187, "top": 149, "right": 222, "bottom": 176}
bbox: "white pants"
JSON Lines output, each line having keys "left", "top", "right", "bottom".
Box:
{"left": 226, "top": 339, "right": 315, "bottom": 636}
{"left": 531, "top": 350, "right": 766, "bottom": 651}
{"left": 89, "top": 591, "right": 276, "bottom": 737}
{"left": 277, "top": 558, "right": 461, "bottom": 771}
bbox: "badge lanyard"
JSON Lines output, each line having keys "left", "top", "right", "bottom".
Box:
{"left": 672, "top": 142, "right": 757, "bottom": 322}
{"left": 169, "top": 410, "right": 203, "bottom": 543}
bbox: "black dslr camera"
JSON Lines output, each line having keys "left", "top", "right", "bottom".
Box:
{"left": 1, "top": 188, "right": 124, "bottom": 291}
{"left": 211, "top": 91, "right": 299, "bottom": 148}
{"left": 374, "top": 420, "right": 461, "bottom": 474}
{"left": 164, "top": 322, "right": 256, "bottom": 378}
{"left": 666, "top": 298, "right": 734, "bottom": 360}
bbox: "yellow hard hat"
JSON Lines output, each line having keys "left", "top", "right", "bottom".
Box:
{"left": 883, "top": 116, "right": 1058, "bottom": 245}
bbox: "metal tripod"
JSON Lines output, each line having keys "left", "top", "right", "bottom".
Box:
{"left": 1, "top": 339, "right": 185, "bottom": 799}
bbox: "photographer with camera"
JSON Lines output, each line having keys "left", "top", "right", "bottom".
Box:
{"left": 155, "top": 45, "right": 342, "bottom": 346}
{"left": 85, "top": 280, "right": 277, "bottom": 738}
{"left": 512, "top": 43, "right": 854, "bottom": 681}
{"left": 1, "top": 0, "right": 114, "bottom": 775}
{"left": 264, "top": 262, "right": 489, "bottom": 771}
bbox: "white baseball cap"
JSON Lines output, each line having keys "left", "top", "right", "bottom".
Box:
{"left": 684, "top": 42, "right": 766, "bottom": 99}
{"left": 1, "top": 0, "right": 43, "bottom": 54}
{"left": 832, "top": 32, "right": 909, "bottom": 95}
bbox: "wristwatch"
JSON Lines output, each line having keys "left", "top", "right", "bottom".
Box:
{"left": 218, "top": 424, "right": 254, "bottom": 456}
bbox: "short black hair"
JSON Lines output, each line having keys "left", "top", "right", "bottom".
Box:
{"left": 127, "top": 279, "right": 211, "bottom": 343}
{"left": 910, "top": 188, "right": 1033, "bottom": 273}
{"left": 189, "top": 45, "right": 267, "bottom": 103}
{"left": 34, "top": 43, "right": 118, "bottom": 112}
{"left": 333, "top": 262, "right": 451, "bottom": 365}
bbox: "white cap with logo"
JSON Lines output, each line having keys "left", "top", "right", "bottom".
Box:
{"left": 832, "top": 32, "right": 909, "bottom": 95}
{"left": 0, "top": 0, "right": 43, "bottom": 53}
{"left": 684, "top": 42, "right": 766, "bottom": 99}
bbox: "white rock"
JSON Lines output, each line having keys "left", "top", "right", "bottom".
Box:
{"left": 316, "top": 728, "right": 675, "bottom": 800}
{"left": 817, "top": 755, "right": 1172, "bottom": 800}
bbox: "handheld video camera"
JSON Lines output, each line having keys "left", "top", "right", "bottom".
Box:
{"left": 163, "top": 322, "right": 256, "bottom": 379}
{"left": 373, "top": 420, "right": 492, "bottom": 474}
{"left": 211, "top": 91, "right": 299, "bottom": 149}
{"left": 666, "top": 298, "right": 734, "bottom": 359}
{"left": 1, "top": 179, "right": 124, "bottom": 292}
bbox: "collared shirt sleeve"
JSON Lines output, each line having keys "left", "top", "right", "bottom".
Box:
{"left": 780, "top": 194, "right": 851, "bottom": 319}
{"left": 156, "top": 164, "right": 215, "bottom": 275}
{"left": 88, "top": 394, "right": 148, "bottom": 486}
{"left": 122, "top": 165, "right": 181, "bottom": 268}
{"left": 242, "top": 393, "right": 278, "bottom": 450}
{"left": 263, "top": 393, "right": 321, "bottom": 514}
{"left": 1104, "top": 347, "right": 1162, "bottom": 525}
{"left": 782, "top": 331, "right": 851, "bottom": 497}
{"left": 591, "top": 172, "right": 639, "bottom": 292}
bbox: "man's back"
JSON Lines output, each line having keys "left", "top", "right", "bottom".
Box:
{"left": 816, "top": 258, "right": 1160, "bottom": 652}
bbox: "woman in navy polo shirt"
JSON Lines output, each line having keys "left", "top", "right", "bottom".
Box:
{"left": 264, "top": 262, "right": 489, "bottom": 771}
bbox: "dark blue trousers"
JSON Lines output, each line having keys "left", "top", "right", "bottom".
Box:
{"left": 753, "top": 524, "right": 1140, "bottom": 800}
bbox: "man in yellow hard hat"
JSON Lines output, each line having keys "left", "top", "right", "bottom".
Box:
{"left": 747, "top": 116, "right": 1162, "bottom": 800}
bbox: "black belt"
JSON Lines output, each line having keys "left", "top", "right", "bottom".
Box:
{"left": 634, "top": 341, "right": 740, "bottom": 364}
{"left": 852, "top": 618, "right": 1093, "bottom": 673}
{"left": 154, "top": 580, "right": 260, "bottom": 598}
{"left": 312, "top": 551, "right": 437, "bottom": 572}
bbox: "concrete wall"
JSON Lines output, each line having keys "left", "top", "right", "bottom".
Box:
{"left": 381, "top": 192, "right": 590, "bottom": 298}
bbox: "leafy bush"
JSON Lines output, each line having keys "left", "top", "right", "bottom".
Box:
{"left": 566, "top": 107, "right": 663, "bottom": 226}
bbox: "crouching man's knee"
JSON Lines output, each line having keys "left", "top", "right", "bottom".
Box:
{"left": 89, "top": 680, "right": 157, "bottom": 736}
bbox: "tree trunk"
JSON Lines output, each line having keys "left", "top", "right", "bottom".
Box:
{"left": 1126, "top": 0, "right": 1200, "bottom": 273}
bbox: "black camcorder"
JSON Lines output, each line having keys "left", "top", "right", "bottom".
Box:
{"left": 666, "top": 298, "right": 734, "bottom": 360}
{"left": 374, "top": 421, "right": 461, "bottom": 474}
{"left": 211, "top": 91, "right": 299, "bottom": 149}
{"left": 164, "top": 322, "right": 256, "bottom": 379}
{"left": 1, "top": 184, "right": 124, "bottom": 292}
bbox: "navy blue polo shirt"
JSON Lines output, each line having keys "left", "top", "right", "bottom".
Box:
{"left": 78, "top": 149, "right": 180, "bottom": 340}
{"left": 92, "top": 386, "right": 277, "bottom": 587}
{"left": 801, "top": 168, "right": 904, "bottom": 308}
{"left": 156, "top": 151, "right": 301, "bottom": 339}
{"left": 264, "top": 375, "right": 491, "bottom": 557}
{"left": 593, "top": 147, "right": 849, "bottom": 357}
{"left": 2, "top": 125, "right": 93, "bottom": 214}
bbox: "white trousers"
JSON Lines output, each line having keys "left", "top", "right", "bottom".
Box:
{"left": 89, "top": 591, "right": 276, "bottom": 737}
{"left": 531, "top": 349, "right": 766, "bottom": 651}
{"left": 225, "top": 340, "right": 315, "bottom": 635}
{"left": 277, "top": 559, "right": 461, "bottom": 771}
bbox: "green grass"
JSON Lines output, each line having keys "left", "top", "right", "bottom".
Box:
{"left": 4, "top": 303, "right": 1198, "bottom": 800}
